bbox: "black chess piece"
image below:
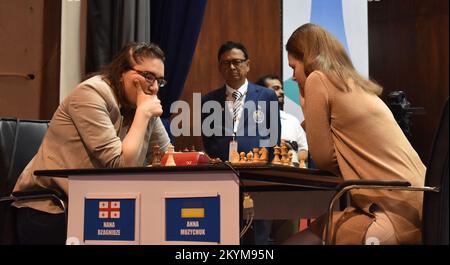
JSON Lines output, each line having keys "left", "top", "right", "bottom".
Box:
{"left": 151, "top": 145, "right": 161, "bottom": 166}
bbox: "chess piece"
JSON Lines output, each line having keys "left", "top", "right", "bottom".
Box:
{"left": 298, "top": 149, "right": 308, "bottom": 168}
{"left": 190, "top": 145, "right": 196, "bottom": 152}
{"left": 281, "top": 144, "right": 288, "bottom": 165}
{"left": 183, "top": 147, "right": 190, "bottom": 152}
{"left": 239, "top": 152, "right": 247, "bottom": 163}
{"left": 246, "top": 151, "right": 254, "bottom": 162}
{"left": 151, "top": 145, "right": 161, "bottom": 166}
{"left": 259, "top": 147, "right": 268, "bottom": 162}
{"left": 271, "top": 145, "right": 281, "bottom": 164}
{"left": 230, "top": 150, "right": 240, "bottom": 164}
{"left": 165, "top": 143, "right": 176, "bottom": 166}
{"left": 288, "top": 150, "right": 294, "bottom": 167}
{"left": 210, "top": 157, "right": 222, "bottom": 164}
{"left": 252, "top": 148, "right": 260, "bottom": 161}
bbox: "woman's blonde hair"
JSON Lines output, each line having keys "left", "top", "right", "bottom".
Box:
{"left": 286, "top": 23, "right": 382, "bottom": 95}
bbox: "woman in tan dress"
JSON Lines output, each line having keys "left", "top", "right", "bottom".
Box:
{"left": 13, "top": 43, "right": 170, "bottom": 244}
{"left": 284, "top": 23, "right": 426, "bottom": 245}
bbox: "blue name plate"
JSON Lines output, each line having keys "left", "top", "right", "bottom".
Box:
{"left": 166, "top": 196, "right": 220, "bottom": 242}
{"left": 84, "top": 198, "right": 135, "bottom": 241}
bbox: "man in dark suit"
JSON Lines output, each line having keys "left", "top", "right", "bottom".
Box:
{"left": 201, "top": 41, "right": 281, "bottom": 162}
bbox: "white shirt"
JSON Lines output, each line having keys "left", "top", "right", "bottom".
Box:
{"left": 225, "top": 79, "right": 248, "bottom": 133}
{"left": 280, "top": 110, "right": 308, "bottom": 163}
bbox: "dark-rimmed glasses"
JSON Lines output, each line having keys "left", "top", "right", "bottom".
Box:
{"left": 219, "top": 59, "right": 247, "bottom": 68}
{"left": 131, "top": 68, "right": 167, "bottom": 88}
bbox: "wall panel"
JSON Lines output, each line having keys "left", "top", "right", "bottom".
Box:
{"left": 175, "top": 0, "right": 282, "bottom": 152}
{"left": 368, "top": 0, "right": 449, "bottom": 162}
{"left": 0, "top": 0, "right": 61, "bottom": 120}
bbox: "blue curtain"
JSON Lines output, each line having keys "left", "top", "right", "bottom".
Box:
{"left": 150, "top": 0, "right": 207, "bottom": 121}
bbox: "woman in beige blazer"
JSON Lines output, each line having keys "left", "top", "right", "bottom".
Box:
{"left": 13, "top": 42, "right": 171, "bottom": 244}
{"left": 284, "top": 24, "right": 426, "bottom": 245}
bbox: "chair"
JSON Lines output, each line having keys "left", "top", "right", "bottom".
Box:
{"left": 0, "top": 118, "right": 66, "bottom": 244}
{"left": 324, "top": 98, "right": 449, "bottom": 245}
{"left": 422, "top": 98, "right": 449, "bottom": 244}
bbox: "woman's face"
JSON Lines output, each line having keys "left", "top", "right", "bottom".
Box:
{"left": 121, "top": 57, "right": 164, "bottom": 107}
{"left": 287, "top": 52, "right": 307, "bottom": 96}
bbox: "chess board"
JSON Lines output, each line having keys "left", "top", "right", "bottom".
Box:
{"left": 151, "top": 143, "right": 307, "bottom": 168}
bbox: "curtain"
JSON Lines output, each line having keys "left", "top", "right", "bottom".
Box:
{"left": 60, "top": 0, "right": 82, "bottom": 102}
{"left": 150, "top": 0, "right": 207, "bottom": 120}
{"left": 85, "top": 0, "right": 206, "bottom": 140}
{"left": 122, "top": 0, "right": 151, "bottom": 43}
{"left": 85, "top": 0, "right": 121, "bottom": 74}
{"left": 85, "top": 0, "right": 151, "bottom": 74}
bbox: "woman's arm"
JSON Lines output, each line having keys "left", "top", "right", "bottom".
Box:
{"left": 68, "top": 80, "right": 163, "bottom": 167}
{"left": 304, "top": 72, "right": 340, "bottom": 175}
{"left": 121, "top": 80, "right": 163, "bottom": 166}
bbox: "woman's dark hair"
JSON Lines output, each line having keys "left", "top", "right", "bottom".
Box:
{"left": 101, "top": 42, "right": 165, "bottom": 109}
{"left": 217, "top": 41, "right": 249, "bottom": 61}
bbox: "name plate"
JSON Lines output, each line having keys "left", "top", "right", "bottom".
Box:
{"left": 84, "top": 198, "right": 136, "bottom": 242}
{"left": 165, "top": 196, "right": 220, "bottom": 242}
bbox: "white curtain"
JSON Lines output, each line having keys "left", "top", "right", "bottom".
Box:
{"left": 60, "top": 0, "right": 83, "bottom": 102}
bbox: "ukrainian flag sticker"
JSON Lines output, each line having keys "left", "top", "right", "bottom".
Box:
{"left": 166, "top": 196, "right": 220, "bottom": 242}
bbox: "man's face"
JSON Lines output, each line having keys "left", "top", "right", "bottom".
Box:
{"left": 266, "top": 78, "right": 284, "bottom": 105}
{"left": 218, "top": 48, "right": 250, "bottom": 87}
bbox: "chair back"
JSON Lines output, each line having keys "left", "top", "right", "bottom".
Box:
{"left": 0, "top": 118, "right": 49, "bottom": 197}
{"left": 422, "top": 99, "right": 449, "bottom": 245}
{"left": 0, "top": 118, "right": 49, "bottom": 244}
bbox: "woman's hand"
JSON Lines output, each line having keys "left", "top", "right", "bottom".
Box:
{"left": 134, "top": 79, "right": 163, "bottom": 118}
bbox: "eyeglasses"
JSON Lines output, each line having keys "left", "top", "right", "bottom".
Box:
{"left": 220, "top": 59, "right": 247, "bottom": 68}
{"left": 131, "top": 68, "right": 167, "bottom": 88}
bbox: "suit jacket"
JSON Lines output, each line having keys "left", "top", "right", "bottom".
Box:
{"left": 13, "top": 75, "right": 170, "bottom": 214}
{"left": 201, "top": 82, "right": 281, "bottom": 161}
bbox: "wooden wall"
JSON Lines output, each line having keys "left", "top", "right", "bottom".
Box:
{"left": 368, "top": 0, "right": 449, "bottom": 162}
{"left": 0, "top": 0, "right": 60, "bottom": 120}
{"left": 175, "top": 0, "right": 282, "bottom": 151}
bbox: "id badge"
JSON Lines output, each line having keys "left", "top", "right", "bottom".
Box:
{"left": 228, "top": 138, "right": 238, "bottom": 162}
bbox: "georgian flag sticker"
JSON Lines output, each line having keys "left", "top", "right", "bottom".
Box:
{"left": 99, "top": 201, "right": 121, "bottom": 219}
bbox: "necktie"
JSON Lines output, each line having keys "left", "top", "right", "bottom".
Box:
{"left": 232, "top": 90, "right": 243, "bottom": 124}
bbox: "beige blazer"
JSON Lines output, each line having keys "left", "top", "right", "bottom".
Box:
{"left": 13, "top": 75, "right": 170, "bottom": 214}
{"left": 305, "top": 71, "right": 426, "bottom": 244}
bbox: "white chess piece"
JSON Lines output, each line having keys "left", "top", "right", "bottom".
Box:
{"left": 298, "top": 150, "right": 308, "bottom": 168}
{"left": 165, "top": 143, "right": 176, "bottom": 166}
